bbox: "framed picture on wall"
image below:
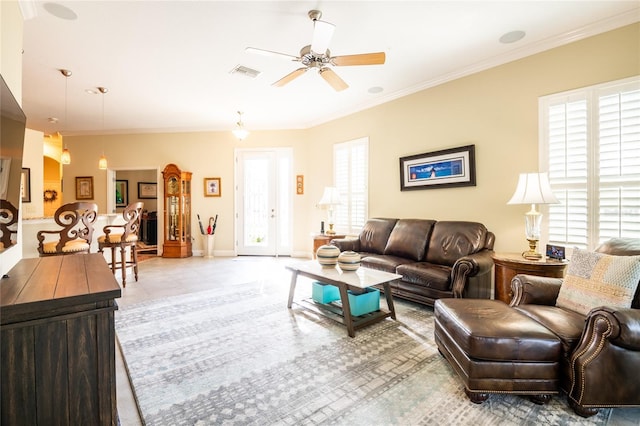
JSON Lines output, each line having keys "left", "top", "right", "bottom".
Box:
{"left": 76, "top": 176, "right": 94, "bottom": 200}
{"left": 21, "top": 168, "right": 31, "bottom": 203}
{"left": 399, "top": 144, "right": 476, "bottom": 191}
{"left": 115, "top": 180, "right": 128, "bottom": 207}
{"left": 138, "top": 182, "right": 157, "bottom": 199}
{"left": 204, "top": 177, "right": 221, "bottom": 197}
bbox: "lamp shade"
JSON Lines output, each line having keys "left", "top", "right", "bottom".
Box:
{"left": 507, "top": 172, "right": 559, "bottom": 205}
{"left": 318, "top": 187, "right": 341, "bottom": 206}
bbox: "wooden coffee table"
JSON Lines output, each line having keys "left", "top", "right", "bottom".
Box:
{"left": 286, "top": 260, "right": 401, "bottom": 337}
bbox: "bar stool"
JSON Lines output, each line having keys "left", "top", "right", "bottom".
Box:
{"left": 37, "top": 202, "right": 98, "bottom": 256}
{"left": 98, "top": 202, "right": 143, "bottom": 287}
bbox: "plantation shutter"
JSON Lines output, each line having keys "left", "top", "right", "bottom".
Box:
{"left": 334, "top": 138, "right": 369, "bottom": 235}
{"left": 541, "top": 77, "right": 640, "bottom": 250}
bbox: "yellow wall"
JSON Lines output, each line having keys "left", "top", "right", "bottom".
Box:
{"left": 38, "top": 23, "right": 640, "bottom": 256}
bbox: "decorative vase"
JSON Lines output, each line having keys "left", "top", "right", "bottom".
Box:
{"left": 316, "top": 244, "right": 340, "bottom": 267}
{"left": 338, "top": 250, "right": 361, "bottom": 272}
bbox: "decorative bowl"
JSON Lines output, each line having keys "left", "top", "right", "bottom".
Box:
{"left": 316, "top": 244, "right": 340, "bottom": 267}
{"left": 338, "top": 250, "right": 361, "bottom": 272}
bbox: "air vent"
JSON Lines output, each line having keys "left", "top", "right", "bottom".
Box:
{"left": 229, "top": 65, "right": 261, "bottom": 79}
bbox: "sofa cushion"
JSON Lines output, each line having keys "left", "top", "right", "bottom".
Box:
{"left": 358, "top": 218, "right": 398, "bottom": 254}
{"left": 514, "top": 305, "right": 586, "bottom": 356}
{"left": 360, "top": 254, "right": 411, "bottom": 274}
{"left": 383, "top": 219, "right": 435, "bottom": 261}
{"left": 426, "top": 221, "right": 488, "bottom": 266}
{"left": 556, "top": 248, "right": 640, "bottom": 316}
{"left": 396, "top": 262, "right": 450, "bottom": 291}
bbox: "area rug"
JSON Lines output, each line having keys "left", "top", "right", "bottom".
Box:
{"left": 115, "top": 280, "right": 611, "bottom": 425}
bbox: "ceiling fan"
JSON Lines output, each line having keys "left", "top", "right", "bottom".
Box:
{"left": 246, "top": 10, "right": 385, "bottom": 92}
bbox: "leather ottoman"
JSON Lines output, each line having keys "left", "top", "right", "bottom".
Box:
{"left": 434, "top": 298, "right": 562, "bottom": 404}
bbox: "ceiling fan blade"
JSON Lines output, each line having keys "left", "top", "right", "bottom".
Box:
{"left": 273, "top": 68, "right": 308, "bottom": 87}
{"left": 319, "top": 68, "right": 348, "bottom": 92}
{"left": 310, "top": 19, "right": 335, "bottom": 54}
{"left": 245, "top": 47, "right": 299, "bottom": 61}
{"left": 332, "top": 52, "right": 386, "bottom": 66}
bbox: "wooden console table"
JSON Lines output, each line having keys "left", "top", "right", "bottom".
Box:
{"left": 493, "top": 253, "right": 568, "bottom": 304}
{"left": 1, "top": 254, "right": 121, "bottom": 425}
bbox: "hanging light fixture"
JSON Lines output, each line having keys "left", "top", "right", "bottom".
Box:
{"left": 97, "top": 87, "right": 108, "bottom": 170}
{"left": 60, "top": 69, "right": 72, "bottom": 165}
{"left": 232, "top": 111, "right": 249, "bottom": 141}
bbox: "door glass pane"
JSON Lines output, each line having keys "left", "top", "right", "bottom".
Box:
{"left": 243, "top": 157, "right": 269, "bottom": 247}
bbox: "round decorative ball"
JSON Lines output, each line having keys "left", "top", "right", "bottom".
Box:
{"left": 316, "top": 244, "right": 340, "bottom": 267}
{"left": 338, "top": 250, "right": 361, "bottom": 272}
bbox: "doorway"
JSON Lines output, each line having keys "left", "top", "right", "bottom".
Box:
{"left": 107, "top": 168, "right": 159, "bottom": 256}
{"left": 235, "top": 148, "right": 292, "bottom": 256}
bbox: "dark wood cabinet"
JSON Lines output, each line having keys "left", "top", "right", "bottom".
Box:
{"left": 1, "top": 254, "right": 121, "bottom": 426}
{"left": 493, "top": 252, "right": 568, "bottom": 304}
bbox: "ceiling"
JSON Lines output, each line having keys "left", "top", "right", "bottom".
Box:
{"left": 19, "top": 1, "right": 640, "bottom": 136}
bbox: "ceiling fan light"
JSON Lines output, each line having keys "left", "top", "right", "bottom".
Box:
{"left": 310, "top": 19, "right": 335, "bottom": 54}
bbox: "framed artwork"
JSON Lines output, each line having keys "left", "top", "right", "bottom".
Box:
{"left": 296, "top": 175, "right": 304, "bottom": 195}
{"left": 204, "top": 177, "right": 221, "bottom": 197}
{"left": 399, "top": 144, "right": 476, "bottom": 191}
{"left": 21, "top": 168, "right": 31, "bottom": 203}
{"left": 75, "top": 176, "right": 94, "bottom": 200}
{"left": 115, "top": 180, "right": 128, "bottom": 207}
{"left": 138, "top": 182, "right": 157, "bottom": 199}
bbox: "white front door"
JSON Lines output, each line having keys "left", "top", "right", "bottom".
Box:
{"left": 235, "top": 148, "right": 292, "bottom": 256}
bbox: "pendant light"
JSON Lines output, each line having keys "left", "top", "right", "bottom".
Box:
{"left": 232, "top": 111, "right": 249, "bottom": 141}
{"left": 60, "top": 69, "right": 72, "bottom": 165}
{"left": 97, "top": 87, "right": 108, "bottom": 170}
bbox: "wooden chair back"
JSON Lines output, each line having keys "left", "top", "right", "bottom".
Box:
{"left": 103, "top": 202, "right": 144, "bottom": 243}
{"left": 37, "top": 202, "right": 98, "bottom": 256}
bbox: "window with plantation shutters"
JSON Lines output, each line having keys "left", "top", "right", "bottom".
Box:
{"left": 333, "top": 137, "right": 368, "bottom": 235}
{"left": 540, "top": 76, "right": 640, "bottom": 250}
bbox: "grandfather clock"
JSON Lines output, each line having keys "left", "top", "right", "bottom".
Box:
{"left": 162, "top": 163, "right": 192, "bottom": 258}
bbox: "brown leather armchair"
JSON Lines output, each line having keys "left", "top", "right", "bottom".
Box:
{"left": 510, "top": 238, "right": 640, "bottom": 417}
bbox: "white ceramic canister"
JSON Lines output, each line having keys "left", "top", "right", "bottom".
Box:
{"left": 338, "top": 250, "right": 361, "bottom": 271}
{"left": 316, "top": 244, "right": 340, "bottom": 267}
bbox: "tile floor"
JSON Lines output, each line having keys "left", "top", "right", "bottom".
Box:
{"left": 114, "top": 255, "right": 640, "bottom": 426}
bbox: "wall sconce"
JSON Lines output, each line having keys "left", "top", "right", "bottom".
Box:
{"left": 507, "top": 172, "right": 559, "bottom": 259}
{"left": 232, "top": 111, "right": 249, "bottom": 141}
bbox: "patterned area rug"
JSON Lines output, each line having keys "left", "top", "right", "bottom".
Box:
{"left": 115, "top": 280, "right": 610, "bottom": 425}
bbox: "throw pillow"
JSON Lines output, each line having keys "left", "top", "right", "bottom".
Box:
{"left": 556, "top": 248, "right": 640, "bottom": 316}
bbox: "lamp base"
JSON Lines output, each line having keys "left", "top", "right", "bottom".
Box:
{"left": 522, "top": 250, "right": 543, "bottom": 260}
{"left": 522, "top": 238, "right": 542, "bottom": 260}
{"left": 325, "top": 223, "right": 336, "bottom": 236}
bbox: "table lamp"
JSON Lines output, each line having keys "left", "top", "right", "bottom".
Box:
{"left": 318, "top": 187, "right": 342, "bottom": 235}
{"left": 507, "top": 172, "right": 559, "bottom": 260}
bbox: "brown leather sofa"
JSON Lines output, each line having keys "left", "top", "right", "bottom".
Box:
{"left": 510, "top": 238, "right": 640, "bottom": 417}
{"left": 331, "top": 218, "right": 495, "bottom": 306}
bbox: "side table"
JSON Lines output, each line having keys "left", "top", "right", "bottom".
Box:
{"left": 493, "top": 253, "right": 568, "bottom": 304}
{"left": 312, "top": 234, "right": 345, "bottom": 258}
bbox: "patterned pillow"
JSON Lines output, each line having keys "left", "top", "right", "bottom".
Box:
{"left": 556, "top": 248, "right": 640, "bottom": 316}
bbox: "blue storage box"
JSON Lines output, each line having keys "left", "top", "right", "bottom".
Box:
{"left": 312, "top": 281, "right": 340, "bottom": 304}
{"left": 348, "top": 288, "right": 380, "bottom": 316}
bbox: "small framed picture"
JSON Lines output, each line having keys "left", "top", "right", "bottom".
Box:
{"left": 115, "top": 180, "right": 128, "bottom": 207}
{"left": 138, "top": 182, "right": 157, "bottom": 199}
{"left": 76, "top": 176, "right": 94, "bottom": 200}
{"left": 204, "top": 177, "right": 221, "bottom": 197}
{"left": 21, "top": 168, "right": 31, "bottom": 203}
